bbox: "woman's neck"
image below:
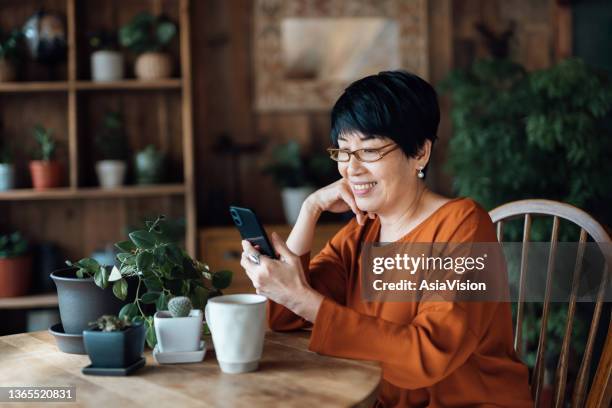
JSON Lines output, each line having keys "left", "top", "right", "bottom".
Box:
{"left": 377, "top": 184, "right": 429, "bottom": 242}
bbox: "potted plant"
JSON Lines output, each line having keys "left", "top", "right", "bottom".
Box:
{"left": 135, "top": 144, "right": 165, "bottom": 184}
{"left": 95, "top": 112, "right": 128, "bottom": 188}
{"left": 83, "top": 314, "right": 145, "bottom": 369}
{"left": 263, "top": 141, "right": 336, "bottom": 225}
{"left": 71, "top": 215, "right": 232, "bottom": 348}
{"left": 29, "top": 124, "right": 63, "bottom": 190}
{"left": 0, "top": 142, "right": 15, "bottom": 191}
{"left": 0, "top": 232, "right": 32, "bottom": 297}
{"left": 89, "top": 30, "right": 124, "bottom": 82}
{"left": 0, "top": 28, "right": 23, "bottom": 82}
{"left": 119, "top": 12, "right": 177, "bottom": 80}
{"left": 51, "top": 259, "right": 127, "bottom": 335}
{"left": 154, "top": 296, "right": 202, "bottom": 352}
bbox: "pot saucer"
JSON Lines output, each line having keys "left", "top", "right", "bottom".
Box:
{"left": 153, "top": 340, "right": 206, "bottom": 364}
{"left": 49, "top": 323, "right": 86, "bottom": 354}
{"left": 82, "top": 357, "right": 146, "bottom": 376}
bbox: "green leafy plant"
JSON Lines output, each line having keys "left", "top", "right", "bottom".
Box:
{"left": 167, "top": 296, "right": 192, "bottom": 317}
{"left": 32, "top": 124, "right": 57, "bottom": 162}
{"left": 440, "top": 57, "right": 612, "bottom": 240}
{"left": 119, "top": 12, "right": 177, "bottom": 54}
{"left": 262, "top": 141, "right": 336, "bottom": 188}
{"left": 95, "top": 111, "right": 128, "bottom": 161}
{"left": 89, "top": 314, "right": 132, "bottom": 332}
{"left": 0, "top": 143, "right": 12, "bottom": 164}
{"left": 0, "top": 28, "right": 24, "bottom": 61}
{"left": 67, "top": 215, "right": 232, "bottom": 347}
{"left": 0, "top": 232, "right": 28, "bottom": 258}
{"left": 88, "top": 30, "right": 119, "bottom": 52}
{"left": 441, "top": 57, "right": 612, "bottom": 371}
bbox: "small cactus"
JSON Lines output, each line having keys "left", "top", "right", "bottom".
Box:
{"left": 168, "top": 296, "right": 192, "bottom": 317}
{"left": 89, "top": 315, "right": 131, "bottom": 332}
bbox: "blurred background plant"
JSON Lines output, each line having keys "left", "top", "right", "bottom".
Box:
{"left": 0, "top": 232, "right": 28, "bottom": 258}
{"left": 119, "top": 12, "right": 176, "bottom": 54}
{"left": 262, "top": 140, "right": 336, "bottom": 189}
{"left": 88, "top": 29, "right": 119, "bottom": 52}
{"left": 0, "top": 28, "right": 24, "bottom": 62}
{"left": 95, "top": 111, "right": 128, "bottom": 161}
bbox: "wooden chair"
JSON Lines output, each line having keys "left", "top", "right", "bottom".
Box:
{"left": 489, "top": 199, "right": 611, "bottom": 408}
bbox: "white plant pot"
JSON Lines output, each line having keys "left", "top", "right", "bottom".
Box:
{"left": 91, "top": 50, "right": 124, "bottom": 82}
{"left": 154, "top": 310, "right": 203, "bottom": 353}
{"left": 281, "top": 186, "right": 315, "bottom": 225}
{"left": 0, "top": 163, "right": 15, "bottom": 191}
{"left": 95, "top": 160, "right": 126, "bottom": 189}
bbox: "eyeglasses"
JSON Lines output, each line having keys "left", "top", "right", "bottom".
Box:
{"left": 327, "top": 143, "right": 400, "bottom": 163}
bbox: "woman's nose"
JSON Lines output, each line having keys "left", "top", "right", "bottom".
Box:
{"left": 347, "top": 154, "right": 364, "bottom": 173}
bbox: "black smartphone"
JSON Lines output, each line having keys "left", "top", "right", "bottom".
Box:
{"left": 229, "top": 206, "right": 277, "bottom": 259}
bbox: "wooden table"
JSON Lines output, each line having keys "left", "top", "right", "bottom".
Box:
{"left": 0, "top": 330, "right": 381, "bottom": 408}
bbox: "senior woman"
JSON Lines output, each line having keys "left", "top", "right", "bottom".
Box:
{"left": 240, "top": 70, "right": 532, "bottom": 407}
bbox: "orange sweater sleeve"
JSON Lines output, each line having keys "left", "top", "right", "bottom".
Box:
{"left": 308, "top": 207, "right": 501, "bottom": 389}
{"left": 268, "top": 223, "right": 352, "bottom": 331}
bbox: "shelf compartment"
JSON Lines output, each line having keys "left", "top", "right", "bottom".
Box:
{"left": 0, "top": 294, "right": 58, "bottom": 310}
{"left": 0, "top": 184, "right": 186, "bottom": 201}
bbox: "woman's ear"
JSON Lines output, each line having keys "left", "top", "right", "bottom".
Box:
{"left": 415, "top": 139, "right": 432, "bottom": 167}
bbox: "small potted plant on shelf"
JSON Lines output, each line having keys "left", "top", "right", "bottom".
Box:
{"left": 135, "top": 144, "right": 165, "bottom": 184}
{"left": 82, "top": 314, "right": 146, "bottom": 374}
{"left": 0, "top": 232, "right": 32, "bottom": 297}
{"left": 0, "top": 28, "right": 23, "bottom": 82}
{"left": 65, "top": 215, "right": 232, "bottom": 348}
{"left": 89, "top": 29, "right": 124, "bottom": 82}
{"left": 154, "top": 296, "right": 203, "bottom": 353}
{"left": 29, "top": 124, "right": 63, "bottom": 190}
{"left": 0, "top": 142, "right": 15, "bottom": 191}
{"left": 263, "top": 141, "right": 336, "bottom": 225}
{"left": 119, "top": 12, "right": 177, "bottom": 80}
{"left": 95, "top": 111, "right": 128, "bottom": 188}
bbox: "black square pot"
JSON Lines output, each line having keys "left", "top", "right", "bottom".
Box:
{"left": 83, "top": 323, "right": 145, "bottom": 368}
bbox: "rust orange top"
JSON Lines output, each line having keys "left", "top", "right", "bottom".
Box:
{"left": 268, "top": 198, "right": 533, "bottom": 407}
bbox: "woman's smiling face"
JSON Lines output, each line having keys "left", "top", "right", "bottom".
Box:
{"left": 336, "top": 132, "right": 420, "bottom": 214}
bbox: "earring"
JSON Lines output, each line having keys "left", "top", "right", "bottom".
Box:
{"left": 417, "top": 166, "right": 425, "bottom": 179}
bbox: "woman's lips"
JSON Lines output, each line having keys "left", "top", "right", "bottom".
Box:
{"left": 352, "top": 181, "right": 377, "bottom": 196}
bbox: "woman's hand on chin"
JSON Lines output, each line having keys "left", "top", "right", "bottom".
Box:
{"left": 240, "top": 232, "right": 323, "bottom": 322}
{"left": 305, "top": 178, "right": 375, "bottom": 225}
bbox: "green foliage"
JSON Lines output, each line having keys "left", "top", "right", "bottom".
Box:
{"left": 440, "top": 57, "right": 612, "bottom": 240}
{"left": 88, "top": 30, "right": 118, "bottom": 52}
{"left": 95, "top": 112, "right": 127, "bottom": 161}
{"left": 441, "top": 57, "right": 610, "bottom": 369}
{"left": 168, "top": 296, "right": 192, "bottom": 317}
{"left": 0, "top": 142, "right": 12, "bottom": 164}
{"left": 0, "top": 29, "right": 24, "bottom": 61}
{"left": 32, "top": 124, "right": 57, "bottom": 161}
{"left": 119, "top": 12, "right": 177, "bottom": 54}
{"left": 70, "top": 215, "right": 233, "bottom": 348}
{"left": 0, "top": 232, "right": 28, "bottom": 258}
{"left": 262, "top": 141, "right": 336, "bottom": 188}
{"left": 89, "top": 314, "right": 132, "bottom": 332}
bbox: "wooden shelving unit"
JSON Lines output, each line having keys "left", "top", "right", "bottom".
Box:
{"left": 0, "top": 294, "right": 58, "bottom": 310}
{"left": 0, "top": 0, "right": 196, "bottom": 279}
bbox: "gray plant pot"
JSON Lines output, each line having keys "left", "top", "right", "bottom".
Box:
{"left": 51, "top": 267, "right": 126, "bottom": 335}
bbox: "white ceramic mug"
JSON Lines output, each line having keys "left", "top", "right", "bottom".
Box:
{"left": 205, "top": 294, "right": 266, "bottom": 374}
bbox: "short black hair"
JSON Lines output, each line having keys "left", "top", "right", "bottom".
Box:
{"left": 330, "top": 70, "right": 440, "bottom": 159}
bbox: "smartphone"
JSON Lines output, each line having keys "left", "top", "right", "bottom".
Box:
{"left": 229, "top": 206, "right": 277, "bottom": 259}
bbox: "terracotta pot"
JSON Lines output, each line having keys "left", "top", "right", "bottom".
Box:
{"left": 29, "top": 161, "right": 63, "bottom": 190}
{"left": 0, "top": 59, "right": 16, "bottom": 82}
{"left": 134, "top": 52, "right": 173, "bottom": 80}
{"left": 0, "top": 256, "right": 32, "bottom": 297}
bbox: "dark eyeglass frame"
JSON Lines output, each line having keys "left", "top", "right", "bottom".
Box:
{"left": 327, "top": 143, "right": 400, "bottom": 163}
